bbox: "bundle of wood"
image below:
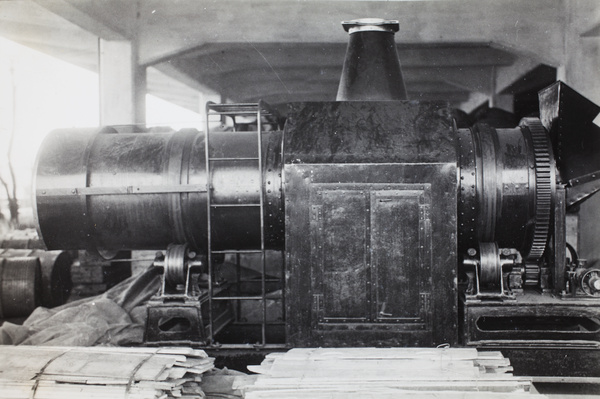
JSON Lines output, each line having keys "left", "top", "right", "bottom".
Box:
{"left": 0, "top": 345, "right": 214, "bottom": 398}
{"left": 237, "top": 347, "right": 548, "bottom": 399}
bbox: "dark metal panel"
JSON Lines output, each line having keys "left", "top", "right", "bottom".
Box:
{"left": 371, "top": 189, "right": 430, "bottom": 323}
{"left": 312, "top": 189, "right": 369, "bottom": 321}
{"left": 284, "top": 165, "right": 314, "bottom": 345}
{"left": 539, "top": 82, "right": 600, "bottom": 184}
{"left": 499, "top": 348, "right": 600, "bottom": 378}
{"left": 553, "top": 185, "right": 567, "bottom": 292}
{"left": 285, "top": 163, "right": 457, "bottom": 347}
{"left": 283, "top": 101, "right": 454, "bottom": 164}
{"left": 464, "top": 294, "right": 600, "bottom": 343}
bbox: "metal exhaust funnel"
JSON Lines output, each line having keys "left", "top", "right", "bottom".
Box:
{"left": 336, "top": 18, "right": 408, "bottom": 101}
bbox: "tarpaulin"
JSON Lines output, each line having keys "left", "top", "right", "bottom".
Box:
{"left": 0, "top": 266, "right": 161, "bottom": 346}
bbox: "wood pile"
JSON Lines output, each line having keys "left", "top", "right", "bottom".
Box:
{"left": 0, "top": 345, "right": 214, "bottom": 398}
{"left": 236, "top": 348, "right": 547, "bottom": 399}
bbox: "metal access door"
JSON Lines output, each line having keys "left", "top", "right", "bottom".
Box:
{"left": 310, "top": 183, "right": 432, "bottom": 335}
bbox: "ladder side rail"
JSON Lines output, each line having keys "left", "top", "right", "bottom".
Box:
{"left": 257, "top": 103, "right": 268, "bottom": 347}
{"left": 205, "top": 102, "right": 216, "bottom": 343}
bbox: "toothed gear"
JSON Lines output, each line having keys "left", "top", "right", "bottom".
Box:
{"left": 521, "top": 118, "right": 554, "bottom": 260}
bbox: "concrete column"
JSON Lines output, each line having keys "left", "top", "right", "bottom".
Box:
{"left": 563, "top": 0, "right": 600, "bottom": 262}
{"left": 98, "top": 39, "right": 146, "bottom": 125}
{"left": 562, "top": 0, "right": 600, "bottom": 104}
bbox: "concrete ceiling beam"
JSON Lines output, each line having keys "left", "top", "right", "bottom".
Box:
{"left": 32, "top": 0, "right": 127, "bottom": 40}
{"left": 124, "top": 0, "right": 566, "bottom": 68}
{"left": 0, "top": 19, "right": 97, "bottom": 51}
{"left": 152, "top": 62, "right": 217, "bottom": 95}
{"left": 169, "top": 42, "right": 512, "bottom": 73}
{"left": 243, "top": 90, "right": 471, "bottom": 106}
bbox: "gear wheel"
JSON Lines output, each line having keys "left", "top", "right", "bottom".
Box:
{"left": 520, "top": 118, "right": 554, "bottom": 260}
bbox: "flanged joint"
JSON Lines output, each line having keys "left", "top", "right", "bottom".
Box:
{"left": 342, "top": 18, "right": 399, "bottom": 34}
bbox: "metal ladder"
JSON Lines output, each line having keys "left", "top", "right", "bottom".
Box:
{"left": 204, "top": 101, "right": 281, "bottom": 347}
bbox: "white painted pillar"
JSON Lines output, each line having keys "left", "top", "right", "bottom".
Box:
{"left": 98, "top": 39, "right": 146, "bottom": 125}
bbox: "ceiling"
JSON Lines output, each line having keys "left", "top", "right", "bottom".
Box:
{"left": 0, "top": 0, "right": 599, "bottom": 113}
{"left": 167, "top": 42, "right": 514, "bottom": 105}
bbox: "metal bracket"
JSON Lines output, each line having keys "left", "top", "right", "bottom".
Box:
{"left": 37, "top": 184, "right": 207, "bottom": 197}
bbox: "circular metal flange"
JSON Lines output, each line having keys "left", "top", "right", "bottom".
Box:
{"left": 342, "top": 18, "right": 399, "bottom": 34}
{"left": 457, "top": 128, "right": 478, "bottom": 252}
{"left": 520, "top": 118, "right": 555, "bottom": 260}
{"left": 164, "top": 244, "right": 188, "bottom": 287}
{"left": 479, "top": 242, "right": 502, "bottom": 287}
{"left": 580, "top": 269, "right": 600, "bottom": 297}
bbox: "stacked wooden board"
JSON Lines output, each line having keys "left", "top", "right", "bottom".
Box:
{"left": 0, "top": 345, "right": 214, "bottom": 398}
{"left": 237, "top": 348, "right": 548, "bottom": 399}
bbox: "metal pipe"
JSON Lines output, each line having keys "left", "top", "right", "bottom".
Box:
{"left": 336, "top": 18, "right": 408, "bottom": 101}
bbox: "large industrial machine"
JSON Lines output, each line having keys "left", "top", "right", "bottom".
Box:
{"left": 33, "top": 19, "right": 600, "bottom": 376}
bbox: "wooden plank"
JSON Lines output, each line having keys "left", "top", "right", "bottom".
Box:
{"left": 42, "top": 351, "right": 158, "bottom": 380}
{"left": 475, "top": 358, "right": 512, "bottom": 367}
{"left": 244, "top": 389, "right": 547, "bottom": 399}
{"left": 477, "top": 351, "right": 506, "bottom": 359}
{"left": 265, "top": 359, "right": 480, "bottom": 379}
{"left": 244, "top": 378, "right": 531, "bottom": 392}
{"left": 0, "top": 346, "right": 215, "bottom": 399}
{"left": 241, "top": 348, "right": 545, "bottom": 398}
{"left": 246, "top": 375, "right": 531, "bottom": 387}
{"left": 0, "top": 348, "right": 67, "bottom": 381}
{"left": 248, "top": 365, "right": 275, "bottom": 374}
{"left": 280, "top": 347, "right": 480, "bottom": 360}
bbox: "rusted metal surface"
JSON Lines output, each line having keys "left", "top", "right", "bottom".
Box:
{"left": 284, "top": 101, "right": 454, "bottom": 164}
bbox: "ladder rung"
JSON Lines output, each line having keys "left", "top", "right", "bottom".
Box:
{"left": 208, "top": 103, "right": 259, "bottom": 109}
{"left": 209, "top": 111, "right": 266, "bottom": 116}
{"left": 214, "top": 296, "right": 283, "bottom": 301}
{"left": 207, "top": 103, "right": 275, "bottom": 116}
{"left": 211, "top": 203, "right": 260, "bottom": 208}
{"left": 233, "top": 321, "right": 286, "bottom": 326}
{"left": 211, "top": 249, "right": 263, "bottom": 254}
{"left": 209, "top": 157, "right": 259, "bottom": 161}
{"left": 213, "top": 296, "right": 264, "bottom": 301}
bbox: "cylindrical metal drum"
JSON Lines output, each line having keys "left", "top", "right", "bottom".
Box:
{"left": 0, "top": 257, "right": 41, "bottom": 318}
{"left": 33, "top": 250, "right": 73, "bottom": 307}
{"left": 34, "top": 127, "right": 284, "bottom": 253}
{"left": 0, "top": 249, "right": 72, "bottom": 308}
{"left": 457, "top": 119, "right": 555, "bottom": 259}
